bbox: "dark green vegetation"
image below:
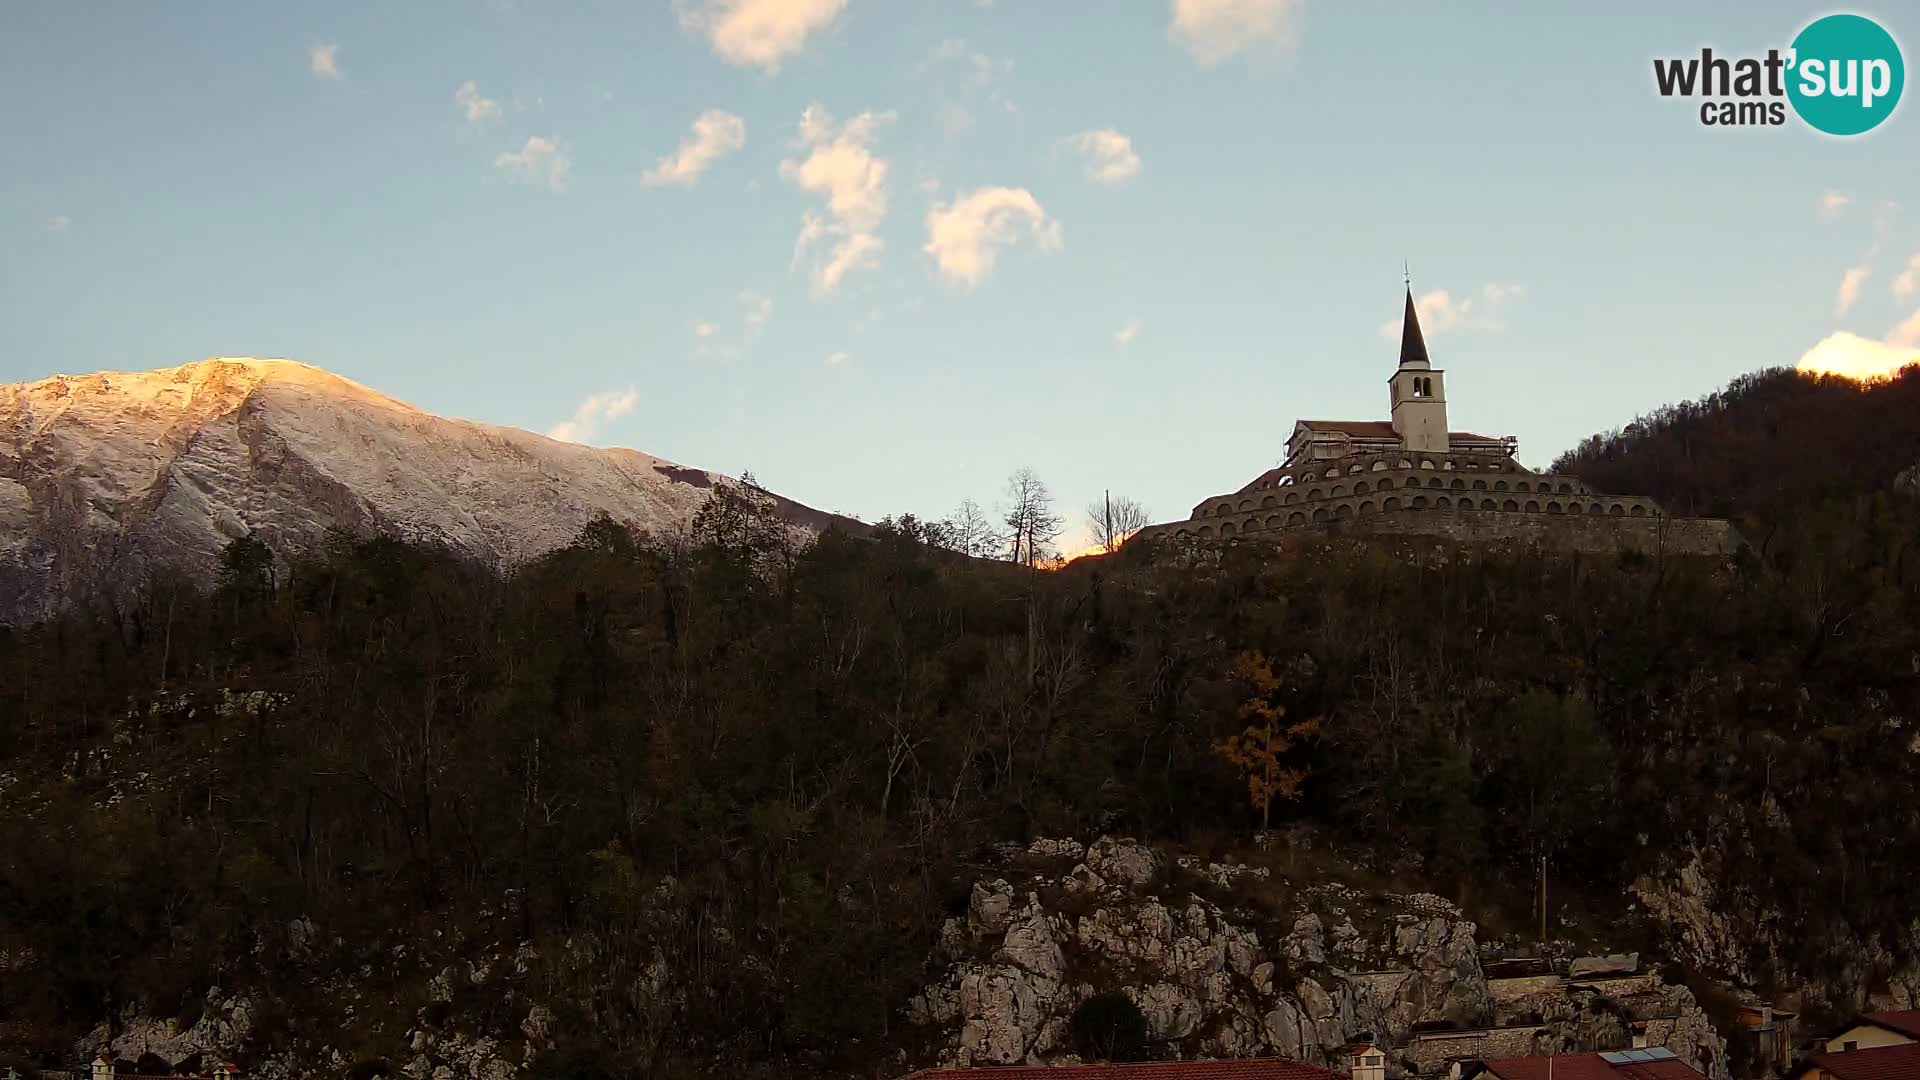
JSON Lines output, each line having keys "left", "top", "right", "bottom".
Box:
{"left": 2, "top": 366, "right": 1919, "bottom": 1076}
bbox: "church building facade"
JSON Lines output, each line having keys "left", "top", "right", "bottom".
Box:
{"left": 1131, "top": 291, "right": 1735, "bottom": 555}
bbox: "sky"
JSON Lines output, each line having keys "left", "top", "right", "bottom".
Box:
{"left": 5, "top": 1, "right": 1919, "bottom": 543}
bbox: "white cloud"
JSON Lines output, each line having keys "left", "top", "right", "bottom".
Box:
{"left": 1836, "top": 266, "right": 1871, "bottom": 315}
{"left": 675, "top": 0, "right": 845, "bottom": 73}
{"left": 47, "top": 215, "right": 69, "bottom": 232}
{"left": 494, "top": 136, "right": 572, "bottom": 191}
{"left": 310, "top": 44, "right": 340, "bottom": 79}
{"left": 825, "top": 350, "right": 849, "bottom": 367}
{"left": 1066, "top": 129, "right": 1142, "bottom": 184}
{"left": 547, "top": 387, "right": 638, "bottom": 444}
{"left": 1170, "top": 0, "right": 1305, "bottom": 66}
{"left": 930, "top": 37, "right": 996, "bottom": 87}
{"left": 692, "top": 321, "right": 719, "bottom": 338}
{"left": 1378, "top": 283, "right": 1524, "bottom": 339}
{"left": 1115, "top": 318, "right": 1143, "bottom": 347}
{"left": 739, "top": 289, "right": 773, "bottom": 338}
{"left": 642, "top": 110, "right": 747, "bottom": 187}
{"left": 779, "top": 105, "right": 894, "bottom": 295}
{"left": 455, "top": 81, "right": 502, "bottom": 123}
{"left": 1820, "top": 190, "right": 1852, "bottom": 218}
{"left": 1798, "top": 329, "right": 1920, "bottom": 381}
{"left": 1892, "top": 254, "right": 1920, "bottom": 300}
{"left": 923, "top": 185, "right": 1063, "bottom": 288}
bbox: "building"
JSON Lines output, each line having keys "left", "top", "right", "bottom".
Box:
{"left": 1131, "top": 289, "right": 1735, "bottom": 556}
{"left": 897, "top": 1057, "right": 1349, "bottom": 1080}
{"left": 1461, "top": 1048, "right": 1707, "bottom": 1080}
{"left": 1787, "top": 1041, "right": 1920, "bottom": 1080}
{"left": 1817, "top": 1009, "right": 1920, "bottom": 1052}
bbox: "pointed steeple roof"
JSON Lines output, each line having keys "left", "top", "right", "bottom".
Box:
{"left": 1398, "top": 287, "right": 1431, "bottom": 369}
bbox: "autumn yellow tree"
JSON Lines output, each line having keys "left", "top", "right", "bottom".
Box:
{"left": 1214, "top": 651, "right": 1322, "bottom": 832}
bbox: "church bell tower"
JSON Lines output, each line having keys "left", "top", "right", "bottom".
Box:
{"left": 1388, "top": 287, "right": 1449, "bottom": 454}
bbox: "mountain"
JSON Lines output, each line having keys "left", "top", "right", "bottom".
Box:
{"left": 0, "top": 357, "right": 850, "bottom": 623}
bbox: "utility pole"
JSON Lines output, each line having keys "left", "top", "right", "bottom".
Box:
{"left": 1104, "top": 489, "right": 1112, "bottom": 552}
{"left": 1539, "top": 855, "right": 1548, "bottom": 943}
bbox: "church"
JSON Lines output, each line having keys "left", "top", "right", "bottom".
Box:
{"left": 1131, "top": 290, "right": 1736, "bottom": 555}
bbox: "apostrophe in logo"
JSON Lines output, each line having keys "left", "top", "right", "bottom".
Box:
{"left": 1652, "top": 12, "right": 1904, "bottom": 135}
{"left": 1787, "top": 14, "right": 1904, "bottom": 135}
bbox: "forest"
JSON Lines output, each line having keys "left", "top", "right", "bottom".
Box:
{"left": 2, "top": 365, "right": 1919, "bottom": 1078}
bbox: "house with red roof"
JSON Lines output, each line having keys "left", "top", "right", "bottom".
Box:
{"left": 896, "top": 1052, "right": 1365, "bottom": 1080}
{"left": 1818, "top": 1008, "right": 1920, "bottom": 1053}
{"left": 1459, "top": 1048, "right": 1708, "bottom": 1080}
{"left": 1787, "top": 1040, "right": 1920, "bottom": 1080}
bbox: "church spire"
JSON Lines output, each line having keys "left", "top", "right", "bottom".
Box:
{"left": 1398, "top": 286, "right": 1431, "bottom": 370}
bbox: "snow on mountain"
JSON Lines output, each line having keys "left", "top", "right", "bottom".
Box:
{"left": 0, "top": 357, "right": 849, "bottom": 623}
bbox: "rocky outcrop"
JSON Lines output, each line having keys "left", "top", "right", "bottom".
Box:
{"left": 909, "top": 837, "right": 1729, "bottom": 1078}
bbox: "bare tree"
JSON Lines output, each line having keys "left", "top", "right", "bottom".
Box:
{"left": 934, "top": 498, "right": 1002, "bottom": 559}
{"left": 1085, "top": 492, "right": 1151, "bottom": 553}
{"left": 1002, "top": 468, "right": 1064, "bottom": 569}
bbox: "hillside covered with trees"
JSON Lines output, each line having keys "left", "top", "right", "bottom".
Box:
{"left": 2, "top": 366, "right": 1919, "bottom": 1078}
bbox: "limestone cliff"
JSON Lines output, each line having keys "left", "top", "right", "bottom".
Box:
{"left": 907, "top": 838, "right": 1728, "bottom": 1079}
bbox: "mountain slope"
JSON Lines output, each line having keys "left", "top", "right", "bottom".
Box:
{"left": 0, "top": 357, "right": 847, "bottom": 623}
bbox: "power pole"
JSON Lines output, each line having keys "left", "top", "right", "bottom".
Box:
{"left": 1104, "top": 489, "right": 1112, "bottom": 551}
{"left": 1539, "top": 855, "right": 1548, "bottom": 943}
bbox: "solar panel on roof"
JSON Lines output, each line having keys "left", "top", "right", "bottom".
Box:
{"left": 1599, "top": 1048, "right": 1679, "bottom": 1065}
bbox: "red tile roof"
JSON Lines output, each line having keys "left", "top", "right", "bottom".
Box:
{"left": 1863, "top": 1009, "right": 1920, "bottom": 1039}
{"left": 1802, "top": 1042, "right": 1920, "bottom": 1079}
{"left": 1293, "top": 420, "right": 1506, "bottom": 443}
{"left": 899, "top": 1059, "right": 1344, "bottom": 1080}
{"left": 1483, "top": 1053, "right": 1706, "bottom": 1080}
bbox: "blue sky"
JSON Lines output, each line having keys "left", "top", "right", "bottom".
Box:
{"left": 5, "top": 1, "right": 1919, "bottom": 539}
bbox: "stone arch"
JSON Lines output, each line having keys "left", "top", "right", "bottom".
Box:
{"left": 1630, "top": 505, "right": 1647, "bottom": 517}
{"left": 1420, "top": 459, "right": 1436, "bottom": 470}
{"left": 1503, "top": 499, "right": 1519, "bottom": 511}
{"left": 1309, "top": 488, "right": 1323, "bottom": 500}
{"left": 1451, "top": 478, "right": 1466, "bottom": 490}
{"left": 1278, "top": 474, "right": 1294, "bottom": 486}
{"left": 1558, "top": 483, "right": 1573, "bottom": 494}
{"left": 1348, "top": 464, "right": 1364, "bottom": 475}
{"left": 1267, "top": 514, "right": 1284, "bottom": 529}
{"left": 1287, "top": 512, "right": 1307, "bottom": 526}
{"left": 1261, "top": 495, "right": 1277, "bottom": 508}
{"left": 1609, "top": 503, "right": 1625, "bottom": 516}
{"left": 1311, "top": 507, "right": 1329, "bottom": 522}
{"left": 1221, "top": 521, "right": 1237, "bottom": 536}
{"left": 1331, "top": 485, "right": 1346, "bottom": 497}
{"left": 1384, "top": 497, "right": 1401, "bottom": 511}
{"left": 1495, "top": 480, "right": 1509, "bottom": 491}
{"left": 1175, "top": 529, "right": 1191, "bottom": 539}
{"left": 1435, "top": 496, "right": 1451, "bottom": 509}
{"left": 1548, "top": 501, "right": 1563, "bottom": 514}
{"left": 1588, "top": 503, "right": 1604, "bottom": 515}
{"left": 1473, "top": 478, "right": 1489, "bottom": 491}
{"left": 1376, "top": 477, "right": 1394, "bottom": 490}
{"left": 1457, "top": 498, "right": 1473, "bottom": 511}
{"left": 1334, "top": 503, "right": 1354, "bottom": 519}
{"left": 1284, "top": 492, "right": 1299, "bottom": 505}
{"left": 1482, "top": 498, "right": 1498, "bottom": 510}
{"left": 1411, "top": 495, "right": 1429, "bottom": 509}
{"left": 1397, "top": 458, "right": 1412, "bottom": 468}
{"left": 1428, "top": 477, "right": 1443, "bottom": 489}
{"left": 1526, "top": 500, "right": 1541, "bottom": 512}
{"left": 1216, "top": 503, "right": 1232, "bottom": 516}
{"left": 1198, "top": 525, "right": 1215, "bottom": 537}
{"left": 1359, "top": 500, "right": 1376, "bottom": 515}
{"left": 1371, "top": 460, "right": 1388, "bottom": 471}
{"left": 1239, "top": 499, "right": 1253, "bottom": 511}
{"left": 1355, "top": 481, "right": 1370, "bottom": 495}
{"left": 1514, "top": 481, "right": 1530, "bottom": 492}
{"left": 1325, "top": 468, "right": 1341, "bottom": 480}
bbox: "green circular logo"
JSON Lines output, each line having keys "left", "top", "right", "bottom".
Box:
{"left": 1787, "top": 14, "right": 1904, "bottom": 135}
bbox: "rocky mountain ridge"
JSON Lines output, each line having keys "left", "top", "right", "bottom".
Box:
{"left": 0, "top": 358, "right": 849, "bottom": 623}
